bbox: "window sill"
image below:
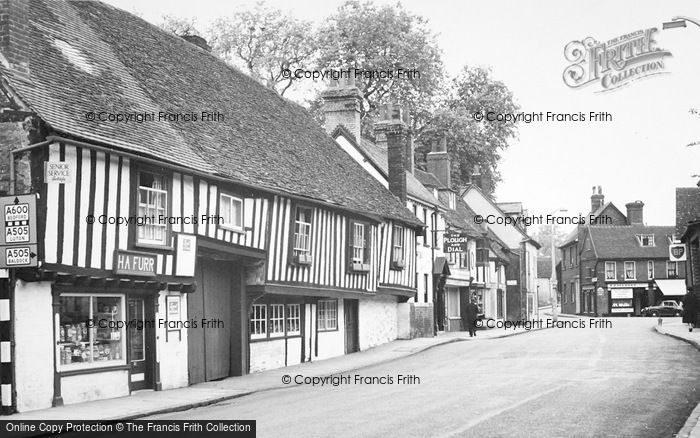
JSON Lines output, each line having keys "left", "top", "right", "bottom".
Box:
{"left": 390, "top": 261, "right": 405, "bottom": 271}
{"left": 350, "top": 263, "right": 370, "bottom": 273}
{"left": 219, "top": 225, "right": 245, "bottom": 234}
{"left": 134, "top": 242, "right": 174, "bottom": 252}
{"left": 59, "top": 363, "right": 130, "bottom": 377}
{"left": 292, "top": 254, "right": 313, "bottom": 266}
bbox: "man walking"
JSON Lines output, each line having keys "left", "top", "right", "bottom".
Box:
{"left": 465, "top": 297, "right": 480, "bottom": 337}
{"left": 683, "top": 290, "right": 699, "bottom": 332}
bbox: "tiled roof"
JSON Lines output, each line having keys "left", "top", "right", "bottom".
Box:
{"left": 355, "top": 137, "right": 440, "bottom": 207}
{"left": 438, "top": 191, "right": 483, "bottom": 237}
{"left": 587, "top": 225, "right": 675, "bottom": 259}
{"left": 675, "top": 187, "right": 700, "bottom": 238}
{"left": 2, "top": 0, "right": 421, "bottom": 226}
{"left": 414, "top": 169, "right": 445, "bottom": 189}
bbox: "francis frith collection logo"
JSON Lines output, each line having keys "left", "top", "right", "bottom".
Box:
{"left": 563, "top": 27, "right": 672, "bottom": 92}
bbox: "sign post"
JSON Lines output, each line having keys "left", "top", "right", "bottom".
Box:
{"left": 443, "top": 232, "right": 469, "bottom": 253}
{"left": 0, "top": 194, "right": 38, "bottom": 269}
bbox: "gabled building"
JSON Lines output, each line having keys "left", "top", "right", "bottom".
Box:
{"left": 326, "top": 79, "right": 445, "bottom": 336}
{"left": 461, "top": 185, "right": 540, "bottom": 320}
{"left": 0, "top": 0, "right": 422, "bottom": 413}
{"left": 560, "top": 186, "right": 685, "bottom": 316}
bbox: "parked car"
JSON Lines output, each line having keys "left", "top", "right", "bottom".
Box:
{"left": 641, "top": 300, "right": 683, "bottom": 317}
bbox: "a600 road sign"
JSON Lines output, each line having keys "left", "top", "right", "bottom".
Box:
{"left": 0, "top": 194, "right": 38, "bottom": 268}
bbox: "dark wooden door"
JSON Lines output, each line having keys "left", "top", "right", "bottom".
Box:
{"left": 344, "top": 299, "right": 359, "bottom": 354}
{"left": 127, "top": 297, "right": 152, "bottom": 391}
{"left": 188, "top": 258, "right": 233, "bottom": 383}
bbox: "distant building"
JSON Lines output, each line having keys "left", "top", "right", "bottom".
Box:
{"left": 675, "top": 187, "right": 700, "bottom": 302}
{"left": 559, "top": 186, "right": 685, "bottom": 316}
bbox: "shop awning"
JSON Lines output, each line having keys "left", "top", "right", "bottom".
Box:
{"left": 433, "top": 257, "right": 451, "bottom": 275}
{"left": 654, "top": 279, "right": 686, "bottom": 296}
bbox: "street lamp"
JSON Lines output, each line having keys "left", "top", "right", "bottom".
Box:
{"left": 550, "top": 208, "right": 568, "bottom": 322}
{"left": 663, "top": 16, "right": 700, "bottom": 30}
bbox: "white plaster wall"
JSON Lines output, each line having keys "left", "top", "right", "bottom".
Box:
{"left": 249, "top": 338, "right": 286, "bottom": 373}
{"left": 14, "top": 281, "right": 54, "bottom": 412}
{"left": 316, "top": 299, "right": 345, "bottom": 360}
{"left": 397, "top": 302, "right": 411, "bottom": 339}
{"left": 358, "top": 295, "right": 398, "bottom": 350}
{"left": 60, "top": 371, "right": 129, "bottom": 405}
{"left": 156, "top": 291, "right": 188, "bottom": 390}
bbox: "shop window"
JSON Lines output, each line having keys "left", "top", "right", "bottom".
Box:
{"left": 58, "top": 294, "right": 126, "bottom": 370}
{"left": 447, "top": 289, "right": 460, "bottom": 318}
{"left": 647, "top": 261, "right": 654, "bottom": 279}
{"left": 605, "top": 261, "right": 616, "bottom": 280}
{"left": 250, "top": 304, "right": 267, "bottom": 339}
{"left": 292, "top": 206, "right": 313, "bottom": 265}
{"left": 219, "top": 193, "right": 244, "bottom": 232}
{"left": 286, "top": 304, "right": 301, "bottom": 336}
{"left": 624, "top": 261, "right": 636, "bottom": 280}
{"left": 269, "top": 304, "right": 285, "bottom": 337}
{"left": 391, "top": 225, "right": 405, "bottom": 269}
{"left": 317, "top": 300, "right": 338, "bottom": 331}
{"left": 667, "top": 261, "right": 677, "bottom": 278}
{"left": 137, "top": 171, "right": 168, "bottom": 246}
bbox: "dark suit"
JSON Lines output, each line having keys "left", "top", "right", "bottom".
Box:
{"left": 464, "top": 302, "right": 480, "bottom": 337}
{"left": 683, "top": 292, "right": 699, "bottom": 326}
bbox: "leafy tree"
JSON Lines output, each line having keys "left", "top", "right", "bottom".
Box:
{"left": 416, "top": 66, "right": 519, "bottom": 194}
{"left": 206, "top": 2, "right": 317, "bottom": 96}
{"left": 530, "top": 225, "right": 569, "bottom": 258}
{"left": 158, "top": 15, "right": 200, "bottom": 37}
{"left": 315, "top": 0, "right": 445, "bottom": 131}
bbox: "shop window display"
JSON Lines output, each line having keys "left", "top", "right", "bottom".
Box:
{"left": 58, "top": 294, "right": 127, "bottom": 370}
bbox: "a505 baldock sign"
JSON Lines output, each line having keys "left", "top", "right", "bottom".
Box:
{"left": 0, "top": 194, "right": 38, "bottom": 268}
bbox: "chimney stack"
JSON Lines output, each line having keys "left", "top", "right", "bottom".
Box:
{"left": 626, "top": 201, "right": 644, "bottom": 225}
{"left": 591, "top": 185, "right": 604, "bottom": 212}
{"left": 426, "top": 136, "right": 450, "bottom": 188}
{"left": 0, "top": 0, "right": 30, "bottom": 76}
{"left": 374, "top": 103, "right": 408, "bottom": 203}
{"left": 321, "top": 76, "right": 362, "bottom": 143}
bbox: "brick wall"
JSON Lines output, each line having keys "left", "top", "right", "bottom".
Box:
{"left": 0, "top": 0, "right": 30, "bottom": 75}
{"left": 0, "top": 120, "right": 32, "bottom": 195}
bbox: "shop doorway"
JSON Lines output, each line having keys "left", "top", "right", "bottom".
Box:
{"left": 127, "top": 297, "right": 154, "bottom": 391}
{"left": 344, "top": 299, "right": 359, "bottom": 354}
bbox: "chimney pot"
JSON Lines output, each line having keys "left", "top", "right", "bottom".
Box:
{"left": 625, "top": 201, "right": 644, "bottom": 225}
{"left": 591, "top": 185, "right": 604, "bottom": 213}
{"left": 321, "top": 76, "right": 363, "bottom": 143}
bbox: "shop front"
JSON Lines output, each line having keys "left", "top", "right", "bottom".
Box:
{"left": 607, "top": 283, "right": 648, "bottom": 316}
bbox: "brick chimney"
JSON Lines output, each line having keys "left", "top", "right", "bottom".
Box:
{"left": 374, "top": 103, "right": 408, "bottom": 202}
{"left": 321, "top": 76, "right": 362, "bottom": 143}
{"left": 0, "top": 0, "right": 30, "bottom": 75}
{"left": 426, "top": 136, "right": 450, "bottom": 188}
{"left": 591, "top": 185, "right": 604, "bottom": 212}
{"left": 626, "top": 201, "right": 644, "bottom": 225}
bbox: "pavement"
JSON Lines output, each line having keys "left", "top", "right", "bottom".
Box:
{"left": 4, "top": 315, "right": 554, "bottom": 422}
{"left": 654, "top": 319, "right": 700, "bottom": 438}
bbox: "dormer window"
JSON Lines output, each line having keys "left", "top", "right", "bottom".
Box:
{"left": 636, "top": 234, "right": 654, "bottom": 247}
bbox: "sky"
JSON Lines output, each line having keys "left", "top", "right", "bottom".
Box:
{"left": 105, "top": 0, "right": 700, "bottom": 230}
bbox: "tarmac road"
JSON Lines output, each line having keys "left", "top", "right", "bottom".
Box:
{"left": 151, "top": 318, "right": 700, "bottom": 437}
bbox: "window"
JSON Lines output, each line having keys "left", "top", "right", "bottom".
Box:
{"left": 561, "top": 248, "right": 567, "bottom": 271}
{"left": 286, "top": 304, "right": 301, "bottom": 336}
{"left": 317, "top": 300, "right": 338, "bottom": 331}
{"left": 269, "top": 304, "right": 285, "bottom": 337}
{"left": 624, "top": 261, "right": 636, "bottom": 280}
{"left": 447, "top": 288, "right": 460, "bottom": 318}
{"left": 58, "top": 294, "right": 126, "bottom": 370}
{"left": 648, "top": 261, "right": 654, "bottom": 279}
{"left": 569, "top": 247, "right": 573, "bottom": 268}
{"left": 570, "top": 282, "right": 575, "bottom": 303}
{"left": 424, "top": 274, "right": 429, "bottom": 303}
{"left": 667, "top": 261, "right": 677, "bottom": 278}
{"left": 250, "top": 304, "right": 267, "bottom": 339}
{"left": 391, "top": 225, "right": 405, "bottom": 269}
{"left": 220, "top": 193, "right": 244, "bottom": 231}
{"left": 137, "top": 171, "right": 168, "bottom": 246}
{"left": 605, "top": 261, "right": 616, "bottom": 280}
{"left": 422, "top": 209, "right": 428, "bottom": 245}
{"left": 637, "top": 234, "right": 655, "bottom": 247}
{"left": 293, "top": 207, "right": 313, "bottom": 264}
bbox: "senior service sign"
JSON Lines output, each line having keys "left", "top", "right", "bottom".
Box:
{"left": 563, "top": 27, "right": 671, "bottom": 92}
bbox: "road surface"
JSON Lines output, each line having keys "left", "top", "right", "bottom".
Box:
{"left": 151, "top": 318, "right": 700, "bottom": 437}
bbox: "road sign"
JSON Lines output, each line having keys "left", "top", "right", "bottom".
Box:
{"left": 0, "top": 194, "right": 38, "bottom": 268}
